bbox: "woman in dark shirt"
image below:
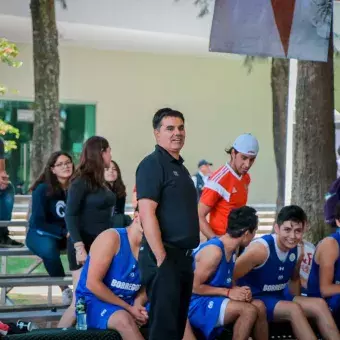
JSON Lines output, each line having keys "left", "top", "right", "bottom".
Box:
{"left": 105, "top": 160, "right": 126, "bottom": 214}
{"left": 105, "top": 160, "right": 131, "bottom": 227}
{"left": 26, "top": 151, "right": 74, "bottom": 305}
{"left": 58, "top": 136, "right": 115, "bottom": 328}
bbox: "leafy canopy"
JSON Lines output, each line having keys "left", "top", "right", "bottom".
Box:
{"left": 0, "top": 38, "right": 21, "bottom": 151}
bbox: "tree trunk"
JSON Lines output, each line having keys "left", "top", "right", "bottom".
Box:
{"left": 271, "top": 58, "right": 289, "bottom": 219}
{"left": 292, "top": 35, "right": 335, "bottom": 244}
{"left": 30, "top": 0, "right": 60, "bottom": 182}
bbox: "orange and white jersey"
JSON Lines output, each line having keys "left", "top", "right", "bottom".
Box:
{"left": 200, "top": 163, "right": 250, "bottom": 235}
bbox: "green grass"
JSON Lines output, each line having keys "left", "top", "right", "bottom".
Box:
{"left": 1, "top": 255, "right": 69, "bottom": 274}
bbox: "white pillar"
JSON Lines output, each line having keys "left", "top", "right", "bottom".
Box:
{"left": 285, "top": 59, "right": 298, "bottom": 205}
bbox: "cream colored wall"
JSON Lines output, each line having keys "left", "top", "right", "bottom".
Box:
{"left": 0, "top": 44, "right": 276, "bottom": 204}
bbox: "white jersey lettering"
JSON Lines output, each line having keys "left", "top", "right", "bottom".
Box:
{"left": 111, "top": 279, "right": 141, "bottom": 292}
{"left": 263, "top": 283, "right": 287, "bottom": 292}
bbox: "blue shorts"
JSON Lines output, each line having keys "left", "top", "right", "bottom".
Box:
{"left": 327, "top": 294, "right": 340, "bottom": 314}
{"left": 254, "top": 290, "right": 295, "bottom": 321}
{"left": 188, "top": 296, "right": 225, "bottom": 340}
{"left": 84, "top": 296, "right": 131, "bottom": 330}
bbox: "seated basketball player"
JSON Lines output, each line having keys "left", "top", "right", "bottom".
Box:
{"left": 234, "top": 205, "right": 339, "bottom": 340}
{"left": 188, "top": 206, "right": 268, "bottom": 340}
{"left": 75, "top": 209, "right": 148, "bottom": 339}
{"left": 75, "top": 209, "right": 197, "bottom": 340}
{"left": 308, "top": 202, "right": 340, "bottom": 318}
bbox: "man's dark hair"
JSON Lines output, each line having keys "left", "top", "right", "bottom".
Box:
{"left": 334, "top": 202, "right": 340, "bottom": 221}
{"left": 276, "top": 205, "right": 307, "bottom": 226}
{"left": 225, "top": 147, "right": 238, "bottom": 155}
{"left": 337, "top": 145, "right": 340, "bottom": 157}
{"left": 152, "top": 108, "right": 185, "bottom": 130}
{"left": 227, "top": 206, "right": 258, "bottom": 238}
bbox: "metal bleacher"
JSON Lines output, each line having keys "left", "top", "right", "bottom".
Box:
{"left": 0, "top": 195, "right": 71, "bottom": 323}
{"left": 7, "top": 196, "right": 276, "bottom": 243}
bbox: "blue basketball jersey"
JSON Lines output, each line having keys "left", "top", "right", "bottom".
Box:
{"left": 191, "top": 237, "right": 235, "bottom": 299}
{"left": 238, "top": 234, "right": 298, "bottom": 296}
{"left": 308, "top": 233, "right": 340, "bottom": 297}
{"left": 76, "top": 228, "right": 142, "bottom": 305}
{"left": 189, "top": 237, "right": 236, "bottom": 339}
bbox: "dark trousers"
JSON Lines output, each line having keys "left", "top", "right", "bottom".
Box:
{"left": 26, "top": 228, "right": 66, "bottom": 277}
{"left": 139, "top": 241, "right": 194, "bottom": 340}
{"left": 0, "top": 183, "right": 14, "bottom": 238}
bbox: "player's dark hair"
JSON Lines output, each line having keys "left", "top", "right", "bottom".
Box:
{"left": 152, "top": 108, "right": 185, "bottom": 130}
{"left": 334, "top": 202, "right": 340, "bottom": 221}
{"left": 227, "top": 206, "right": 258, "bottom": 238}
{"left": 225, "top": 147, "right": 238, "bottom": 156}
{"left": 276, "top": 205, "right": 307, "bottom": 226}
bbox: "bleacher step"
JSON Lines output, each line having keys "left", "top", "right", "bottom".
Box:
{"left": 0, "top": 277, "right": 73, "bottom": 288}
{"left": 0, "top": 308, "right": 67, "bottom": 322}
{"left": 0, "top": 273, "right": 71, "bottom": 279}
{"left": 0, "top": 303, "right": 68, "bottom": 312}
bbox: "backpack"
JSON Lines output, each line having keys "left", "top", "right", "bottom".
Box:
{"left": 324, "top": 177, "right": 340, "bottom": 225}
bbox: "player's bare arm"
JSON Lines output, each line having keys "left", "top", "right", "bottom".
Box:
{"left": 318, "top": 237, "right": 340, "bottom": 297}
{"left": 134, "top": 287, "right": 148, "bottom": 307}
{"left": 193, "top": 245, "right": 250, "bottom": 302}
{"left": 198, "top": 202, "right": 215, "bottom": 239}
{"left": 289, "top": 245, "right": 304, "bottom": 296}
{"left": 233, "top": 243, "right": 268, "bottom": 281}
{"left": 193, "top": 245, "right": 226, "bottom": 296}
{"left": 87, "top": 230, "right": 147, "bottom": 324}
{"left": 86, "top": 231, "right": 130, "bottom": 309}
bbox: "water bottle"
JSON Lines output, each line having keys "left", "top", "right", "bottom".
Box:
{"left": 75, "top": 297, "right": 87, "bottom": 330}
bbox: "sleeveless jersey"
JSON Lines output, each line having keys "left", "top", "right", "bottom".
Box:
{"left": 238, "top": 234, "right": 298, "bottom": 295}
{"left": 191, "top": 237, "right": 236, "bottom": 299}
{"left": 308, "top": 233, "right": 340, "bottom": 297}
{"left": 76, "top": 228, "right": 141, "bottom": 304}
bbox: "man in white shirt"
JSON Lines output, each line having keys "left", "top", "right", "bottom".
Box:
{"left": 192, "top": 160, "right": 212, "bottom": 202}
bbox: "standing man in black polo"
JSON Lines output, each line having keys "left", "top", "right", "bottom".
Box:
{"left": 137, "top": 108, "right": 200, "bottom": 340}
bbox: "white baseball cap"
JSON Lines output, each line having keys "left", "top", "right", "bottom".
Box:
{"left": 232, "top": 133, "right": 259, "bottom": 156}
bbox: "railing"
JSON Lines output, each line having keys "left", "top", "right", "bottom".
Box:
{"left": 9, "top": 196, "right": 276, "bottom": 242}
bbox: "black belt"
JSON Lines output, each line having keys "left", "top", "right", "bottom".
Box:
{"left": 163, "top": 242, "right": 193, "bottom": 257}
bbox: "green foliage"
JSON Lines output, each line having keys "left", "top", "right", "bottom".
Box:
{"left": 0, "top": 39, "right": 22, "bottom": 68}
{"left": 0, "top": 38, "right": 21, "bottom": 151}
{"left": 0, "top": 38, "right": 23, "bottom": 95}
{"left": 0, "top": 119, "right": 20, "bottom": 152}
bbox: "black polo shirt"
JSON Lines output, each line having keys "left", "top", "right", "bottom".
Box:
{"left": 136, "top": 145, "right": 200, "bottom": 249}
